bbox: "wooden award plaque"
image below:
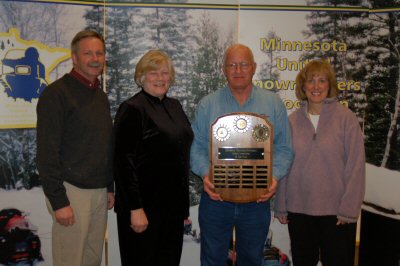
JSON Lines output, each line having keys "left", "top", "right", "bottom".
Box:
{"left": 210, "top": 112, "right": 273, "bottom": 203}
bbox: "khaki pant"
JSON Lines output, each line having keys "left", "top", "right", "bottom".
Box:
{"left": 46, "top": 182, "right": 107, "bottom": 266}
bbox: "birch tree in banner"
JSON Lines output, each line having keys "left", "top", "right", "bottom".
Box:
{"left": 0, "top": 2, "right": 66, "bottom": 43}
{"left": 364, "top": 1, "right": 400, "bottom": 170}
{"left": 303, "top": 0, "right": 369, "bottom": 121}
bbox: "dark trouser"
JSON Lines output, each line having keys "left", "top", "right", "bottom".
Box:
{"left": 116, "top": 211, "right": 184, "bottom": 266}
{"left": 287, "top": 212, "right": 357, "bottom": 266}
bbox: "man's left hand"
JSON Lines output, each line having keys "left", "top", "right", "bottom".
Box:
{"left": 107, "top": 193, "right": 115, "bottom": 209}
{"left": 257, "top": 176, "right": 278, "bottom": 203}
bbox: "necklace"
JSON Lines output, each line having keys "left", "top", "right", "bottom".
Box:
{"left": 307, "top": 105, "right": 321, "bottom": 115}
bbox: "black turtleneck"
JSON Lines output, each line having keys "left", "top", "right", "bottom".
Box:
{"left": 113, "top": 89, "right": 193, "bottom": 219}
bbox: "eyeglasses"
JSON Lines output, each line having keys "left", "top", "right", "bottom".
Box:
{"left": 225, "top": 62, "right": 252, "bottom": 70}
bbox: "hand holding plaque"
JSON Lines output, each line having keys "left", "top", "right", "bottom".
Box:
{"left": 210, "top": 112, "right": 273, "bottom": 203}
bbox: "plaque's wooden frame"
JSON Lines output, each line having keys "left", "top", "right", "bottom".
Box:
{"left": 210, "top": 112, "right": 273, "bottom": 203}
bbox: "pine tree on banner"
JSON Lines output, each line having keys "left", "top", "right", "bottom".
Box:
{"left": 143, "top": 2, "right": 194, "bottom": 114}
{"left": 84, "top": 5, "right": 136, "bottom": 116}
{"left": 257, "top": 30, "right": 282, "bottom": 93}
{"left": 84, "top": 6, "right": 104, "bottom": 34}
{"left": 189, "top": 11, "right": 234, "bottom": 120}
{"left": 104, "top": 7, "right": 135, "bottom": 116}
{"left": 364, "top": 0, "right": 400, "bottom": 170}
{"left": 303, "top": 0, "right": 369, "bottom": 122}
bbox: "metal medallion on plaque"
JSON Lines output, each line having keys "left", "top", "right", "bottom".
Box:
{"left": 210, "top": 112, "right": 273, "bottom": 203}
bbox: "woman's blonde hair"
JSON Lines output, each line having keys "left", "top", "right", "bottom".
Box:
{"left": 134, "top": 50, "right": 175, "bottom": 87}
{"left": 295, "top": 59, "right": 339, "bottom": 100}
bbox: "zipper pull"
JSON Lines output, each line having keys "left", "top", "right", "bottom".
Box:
{"left": 313, "top": 133, "right": 317, "bottom": 140}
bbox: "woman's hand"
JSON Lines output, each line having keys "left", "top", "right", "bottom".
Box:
{"left": 130, "top": 208, "right": 148, "bottom": 233}
{"left": 336, "top": 219, "right": 350, "bottom": 225}
{"left": 276, "top": 216, "right": 289, "bottom": 224}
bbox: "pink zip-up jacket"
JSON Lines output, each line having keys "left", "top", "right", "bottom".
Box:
{"left": 274, "top": 98, "right": 365, "bottom": 222}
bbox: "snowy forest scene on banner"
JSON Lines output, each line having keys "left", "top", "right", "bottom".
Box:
{"left": 0, "top": 0, "right": 397, "bottom": 191}
{"left": 0, "top": 0, "right": 399, "bottom": 265}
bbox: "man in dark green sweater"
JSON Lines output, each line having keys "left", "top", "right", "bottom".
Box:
{"left": 36, "top": 30, "right": 114, "bottom": 266}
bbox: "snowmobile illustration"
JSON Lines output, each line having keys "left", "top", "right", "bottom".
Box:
{"left": 0, "top": 208, "right": 43, "bottom": 266}
{"left": 0, "top": 47, "right": 47, "bottom": 102}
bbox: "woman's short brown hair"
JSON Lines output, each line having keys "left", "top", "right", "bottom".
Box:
{"left": 134, "top": 50, "right": 176, "bottom": 87}
{"left": 295, "top": 59, "right": 339, "bottom": 100}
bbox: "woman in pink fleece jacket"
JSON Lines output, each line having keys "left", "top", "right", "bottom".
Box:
{"left": 274, "top": 59, "right": 365, "bottom": 266}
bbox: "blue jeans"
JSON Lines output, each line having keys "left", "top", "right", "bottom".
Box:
{"left": 199, "top": 192, "right": 271, "bottom": 266}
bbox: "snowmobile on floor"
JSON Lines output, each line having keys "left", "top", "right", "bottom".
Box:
{"left": 183, "top": 218, "right": 200, "bottom": 243}
{"left": 0, "top": 208, "right": 43, "bottom": 266}
{"left": 226, "top": 230, "right": 291, "bottom": 266}
{"left": 262, "top": 244, "right": 290, "bottom": 266}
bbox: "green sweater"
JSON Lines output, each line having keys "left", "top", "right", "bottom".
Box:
{"left": 37, "top": 74, "right": 113, "bottom": 211}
